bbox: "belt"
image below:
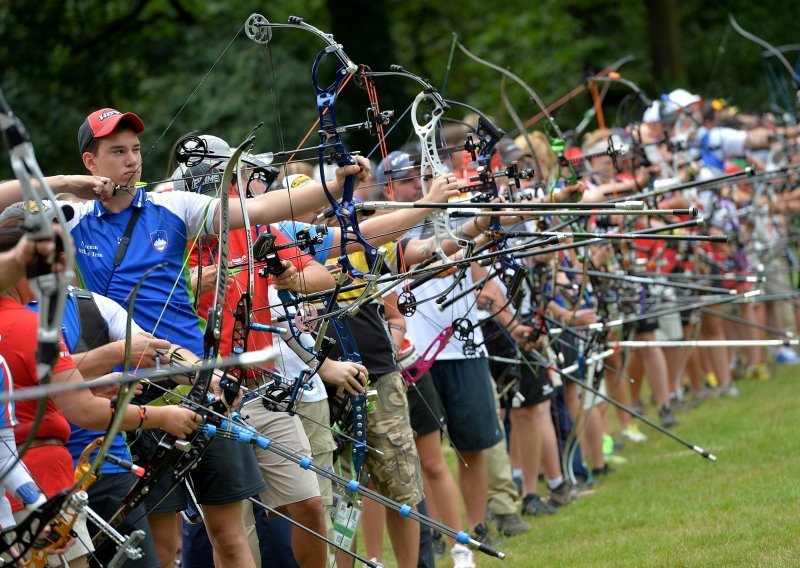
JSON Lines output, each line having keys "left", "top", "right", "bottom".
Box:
{"left": 28, "top": 437, "right": 65, "bottom": 449}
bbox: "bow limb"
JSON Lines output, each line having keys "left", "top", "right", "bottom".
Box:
{"left": 0, "top": 90, "right": 79, "bottom": 564}
{"left": 213, "top": 150, "right": 259, "bottom": 412}
{"left": 729, "top": 15, "right": 799, "bottom": 92}
{"left": 369, "top": 66, "right": 469, "bottom": 255}
{"left": 512, "top": 54, "right": 635, "bottom": 135}
{"left": 455, "top": 39, "right": 565, "bottom": 140}
{"left": 0, "top": 90, "right": 75, "bottom": 485}
{"left": 499, "top": 76, "right": 545, "bottom": 181}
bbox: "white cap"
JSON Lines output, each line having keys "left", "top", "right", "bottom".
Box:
{"left": 642, "top": 102, "right": 661, "bottom": 123}
{"left": 668, "top": 88, "right": 701, "bottom": 109}
{"left": 651, "top": 97, "right": 681, "bottom": 124}
{"left": 584, "top": 133, "right": 628, "bottom": 157}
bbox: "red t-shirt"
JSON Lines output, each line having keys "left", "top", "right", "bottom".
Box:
{"left": 188, "top": 194, "right": 312, "bottom": 356}
{"left": 0, "top": 296, "right": 77, "bottom": 511}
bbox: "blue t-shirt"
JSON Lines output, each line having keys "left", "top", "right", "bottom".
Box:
{"left": 67, "top": 187, "right": 217, "bottom": 357}
{"left": 59, "top": 290, "right": 131, "bottom": 475}
{"left": 275, "top": 220, "right": 333, "bottom": 265}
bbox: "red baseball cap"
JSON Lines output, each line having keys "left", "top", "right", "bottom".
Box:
{"left": 78, "top": 108, "right": 144, "bottom": 154}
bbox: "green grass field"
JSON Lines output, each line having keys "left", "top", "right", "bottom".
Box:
{"left": 364, "top": 366, "right": 800, "bottom": 567}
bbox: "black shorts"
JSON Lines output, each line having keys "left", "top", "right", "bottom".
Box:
{"left": 87, "top": 473, "right": 160, "bottom": 568}
{"left": 189, "top": 435, "right": 266, "bottom": 505}
{"left": 407, "top": 371, "right": 447, "bottom": 437}
{"left": 557, "top": 332, "right": 582, "bottom": 369}
{"left": 623, "top": 315, "right": 660, "bottom": 335}
{"left": 516, "top": 359, "right": 556, "bottom": 408}
{"left": 137, "top": 433, "right": 266, "bottom": 511}
{"left": 429, "top": 358, "right": 504, "bottom": 452}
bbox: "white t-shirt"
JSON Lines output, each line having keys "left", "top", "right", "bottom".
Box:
{"left": 267, "top": 287, "right": 327, "bottom": 403}
{"left": 404, "top": 270, "right": 486, "bottom": 360}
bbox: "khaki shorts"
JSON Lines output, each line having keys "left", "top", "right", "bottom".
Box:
{"left": 13, "top": 506, "right": 93, "bottom": 564}
{"left": 246, "top": 405, "right": 321, "bottom": 509}
{"left": 296, "top": 399, "right": 336, "bottom": 508}
{"left": 361, "top": 372, "right": 423, "bottom": 504}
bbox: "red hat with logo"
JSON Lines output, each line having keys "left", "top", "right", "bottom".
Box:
{"left": 78, "top": 108, "right": 144, "bottom": 154}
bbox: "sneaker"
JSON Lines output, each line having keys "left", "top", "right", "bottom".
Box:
{"left": 659, "top": 405, "right": 678, "bottom": 427}
{"left": 606, "top": 454, "right": 628, "bottom": 465}
{"left": 368, "top": 559, "right": 384, "bottom": 568}
{"left": 546, "top": 483, "right": 576, "bottom": 508}
{"left": 573, "top": 472, "right": 594, "bottom": 490}
{"left": 720, "top": 382, "right": 740, "bottom": 397}
{"left": 494, "top": 512, "right": 531, "bottom": 536}
{"left": 450, "top": 544, "right": 476, "bottom": 568}
{"left": 521, "top": 493, "right": 556, "bottom": 515}
{"left": 602, "top": 434, "right": 615, "bottom": 458}
{"left": 620, "top": 424, "right": 648, "bottom": 443}
{"left": 692, "top": 388, "right": 712, "bottom": 403}
{"left": 705, "top": 372, "right": 719, "bottom": 389}
{"left": 590, "top": 463, "right": 614, "bottom": 477}
{"left": 754, "top": 362, "right": 771, "bottom": 381}
{"left": 471, "top": 522, "right": 495, "bottom": 547}
{"left": 673, "top": 397, "right": 698, "bottom": 410}
{"left": 432, "top": 530, "right": 446, "bottom": 559}
{"left": 775, "top": 347, "right": 799, "bottom": 365}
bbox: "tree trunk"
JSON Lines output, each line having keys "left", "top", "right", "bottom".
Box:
{"left": 645, "top": 0, "right": 687, "bottom": 91}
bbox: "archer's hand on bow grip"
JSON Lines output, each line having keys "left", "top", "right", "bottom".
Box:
{"left": 420, "top": 174, "right": 462, "bottom": 204}
{"left": 331, "top": 155, "right": 371, "bottom": 198}
{"left": 318, "top": 359, "right": 368, "bottom": 397}
{"left": 0, "top": 233, "right": 55, "bottom": 292}
{"left": 552, "top": 181, "right": 586, "bottom": 204}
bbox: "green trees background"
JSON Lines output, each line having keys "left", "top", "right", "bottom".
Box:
{"left": 0, "top": 0, "right": 795, "bottom": 179}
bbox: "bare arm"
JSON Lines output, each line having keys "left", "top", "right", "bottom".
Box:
{"left": 330, "top": 175, "right": 462, "bottom": 253}
{"left": 71, "top": 333, "right": 173, "bottom": 378}
{"left": 225, "top": 157, "right": 370, "bottom": 231}
{"left": 0, "top": 175, "right": 111, "bottom": 209}
{"left": 51, "top": 368, "right": 201, "bottom": 437}
{"left": 271, "top": 258, "right": 334, "bottom": 294}
{"left": 383, "top": 291, "right": 406, "bottom": 351}
{"left": 295, "top": 260, "right": 335, "bottom": 293}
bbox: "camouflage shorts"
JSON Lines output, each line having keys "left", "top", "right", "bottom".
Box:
{"left": 362, "top": 371, "right": 424, "bottom": 504}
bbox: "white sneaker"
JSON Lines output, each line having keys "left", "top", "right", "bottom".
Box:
{"left": 775, "top": 347, "right": 799, "bottom": 365}
{"left": 620, "top": 425, "right": 648, "bottom": 443}
{"left": 451, "top": 543, "right": 476, "bottom": 568}
{"left": 720, "top": 383, "right": 739, "bottom": 397}
{"left": 367, "top": 558, "right": 384, "bottom": 568}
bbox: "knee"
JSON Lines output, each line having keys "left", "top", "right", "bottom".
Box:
{"left": 420, "top": 454, "right": 450, "bottom": 479}
{"left": 511, "top": 407, "right": 537, "bottom": 424}
{"left": 288, "top": 496, "right": 324, "bottom": 523}
{"left": 205, "top": 513, "right": 249, "bottom": 558}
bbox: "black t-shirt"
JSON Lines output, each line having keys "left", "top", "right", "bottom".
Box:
{"left": 325, "top": 302, "right": 398, "bottom": 377}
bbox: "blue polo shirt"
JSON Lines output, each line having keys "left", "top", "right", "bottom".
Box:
{"left": 67, "top": 187, "right": 218, "bottom": 357}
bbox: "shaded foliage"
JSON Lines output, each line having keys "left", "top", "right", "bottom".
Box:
{"left": 0, "top": 0, "right": 795, "bottom": 179}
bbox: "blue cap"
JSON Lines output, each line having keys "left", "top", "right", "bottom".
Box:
{"left": 375, "top": 151, "right": 415, "bottom": 185}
